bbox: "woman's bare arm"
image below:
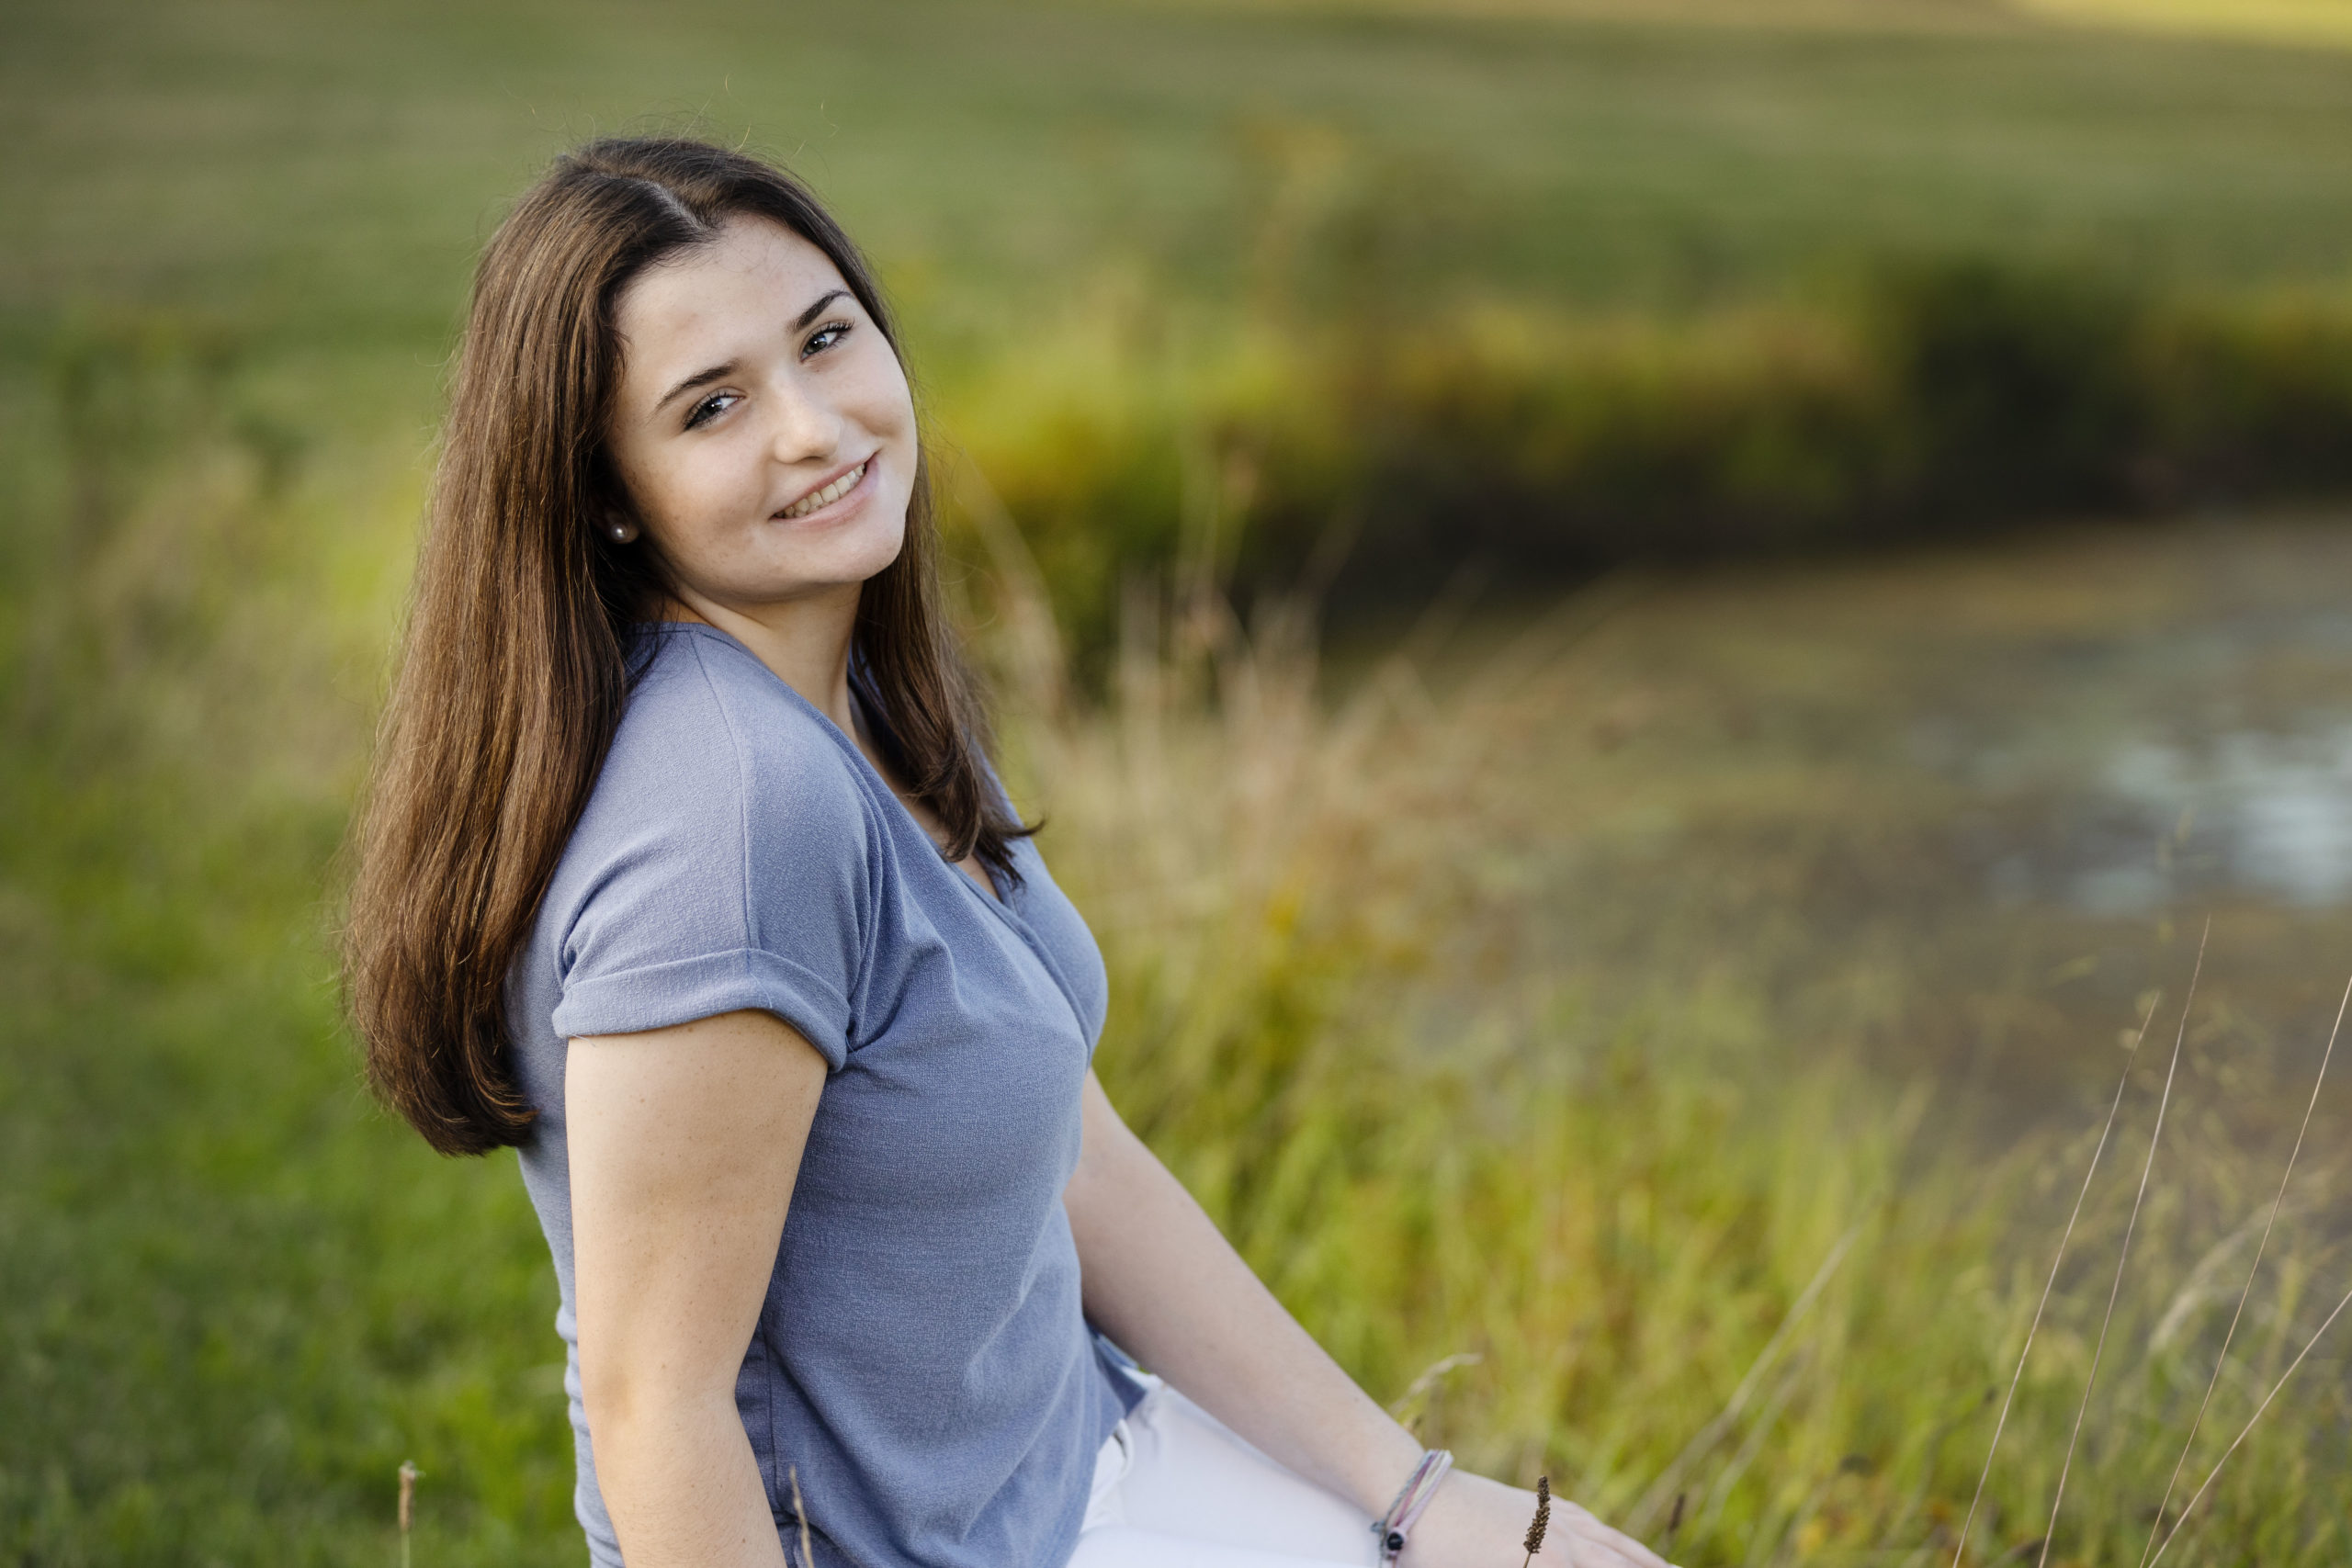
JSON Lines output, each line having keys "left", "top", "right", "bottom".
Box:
{"left": 568, "top": 1009, "right": 829, "bottom": 1568}
{"left": 1064, "top": 1071, "right": 1670, "bottom": 1568}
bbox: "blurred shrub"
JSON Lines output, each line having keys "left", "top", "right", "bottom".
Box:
{"left": 1248, "top": 305, "right": 1888, "bottom": 580}
{"left": 941, "top": 260, "right": 2352, "bottom": 657}
{"left": 2142, "top": 291, "right": 2352, "bottom": 503}
{"left": 1861, "top": 255, "right": 2147, "bottom": 526}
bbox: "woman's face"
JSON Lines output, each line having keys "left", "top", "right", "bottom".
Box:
{"left": 605, "top": 215, "right": 918, "bottom": 615}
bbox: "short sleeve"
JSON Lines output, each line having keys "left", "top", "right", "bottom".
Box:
{"left": 544, "top": 632, "right": 875, "bottom": 1069}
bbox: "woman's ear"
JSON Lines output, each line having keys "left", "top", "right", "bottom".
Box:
{"left": 590, "top": 457, "right": 645, "bottom": 547}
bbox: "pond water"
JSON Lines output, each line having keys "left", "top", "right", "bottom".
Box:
{"left": 2029, "top": 723, "right": 2352, "bottom": 912}
{"left": 1415, "top": 513, "right": 2352, "bottom": 1122}
{"left": 1894, "top": 553, "right": 2352, "bottom": 917}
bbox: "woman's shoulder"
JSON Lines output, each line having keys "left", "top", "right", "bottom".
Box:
{"left": 585, "top": 623, "right": 879, "bottom": 858}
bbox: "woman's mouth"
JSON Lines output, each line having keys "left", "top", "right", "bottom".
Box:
{"left": 776, "top": 458, "right": 871, "bottom": 521}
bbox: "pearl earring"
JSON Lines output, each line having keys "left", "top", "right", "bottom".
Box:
{"left": 606, "top": 519, "right": 639, "bottom": 545}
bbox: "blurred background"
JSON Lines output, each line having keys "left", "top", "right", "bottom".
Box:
{"left": 9, "top": 0, "right": 2352, "bottom": 1562}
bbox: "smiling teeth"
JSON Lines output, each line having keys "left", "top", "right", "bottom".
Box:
{"left": 781, "top": 461, "right": 867, "bottom": 519}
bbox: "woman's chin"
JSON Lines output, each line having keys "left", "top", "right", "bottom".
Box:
{"left": 722, "top": 515, "right": 906, "bottom": 599}
{"left": 735, "top": 551, "right": 905, "bottom": 607}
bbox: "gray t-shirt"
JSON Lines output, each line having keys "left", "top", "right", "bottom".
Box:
{"left": 505, "top": 621, "right": 1137, "bottom": 1568}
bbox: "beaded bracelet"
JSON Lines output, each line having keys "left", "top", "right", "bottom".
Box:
{"left": 1371, "top": 1448, "right": 1454, "bottom": 1566}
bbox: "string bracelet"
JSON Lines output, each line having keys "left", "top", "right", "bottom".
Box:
{"left": 1372, "top": 1448, "right": 1454, "bottom": 1565}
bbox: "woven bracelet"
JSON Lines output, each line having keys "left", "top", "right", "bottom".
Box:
{"left": 1372, "top": 1448, "right": 1454, "bottom": 1566}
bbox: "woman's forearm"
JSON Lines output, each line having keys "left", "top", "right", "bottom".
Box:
{"left": 590, "top": 1388, "right": 788, "bottom": 1568}
{"left": 1064, "top": 1074, "right": 1424, "bottom": 1518}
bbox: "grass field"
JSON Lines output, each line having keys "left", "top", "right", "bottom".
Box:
{"left": 16, "top": 0, "right": 2352, "bottom": 358}
{"left": 16, "top": 0, "right": 2352, "bottom": 627}
{"left": 9, "top": 0, "right": 2352, "bottom": 1562}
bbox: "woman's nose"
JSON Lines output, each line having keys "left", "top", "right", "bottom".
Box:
{"left": 762, "top": 377, "right": 845, "bottom": 465}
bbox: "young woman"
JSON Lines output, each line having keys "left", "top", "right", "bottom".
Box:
{"left": 344, "top": 137, "right": 1670, "bottom": 1568}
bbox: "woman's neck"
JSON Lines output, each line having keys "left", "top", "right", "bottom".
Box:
{"left": 660, "top": 582, "right": 863, "bottom": 736}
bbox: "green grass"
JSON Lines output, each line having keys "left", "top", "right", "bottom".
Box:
{"left": 12, "top": 438, "right": 2352, "bottom": 1560}
{"left": 11, "top": 374, "right": 2352, "bottom": 1560}
{"left": 11, "top": 1, "right": 2352, "bottom": 1561}
{"left": 17, "top": 0, "right": 2352, "bottom": 357}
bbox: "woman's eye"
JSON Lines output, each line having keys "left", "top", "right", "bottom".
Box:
{"left": 803, "top": 321, "right": 853, "bottom": 358}
{"left": 684, "top": 391, "right": 739, "bottom": 430}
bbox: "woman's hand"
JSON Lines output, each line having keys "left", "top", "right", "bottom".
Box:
{"left": 1400, "top": 1470, "right": 1674, "bottom": 1568}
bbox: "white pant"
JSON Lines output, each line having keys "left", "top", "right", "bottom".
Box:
{"left": 1069, "top": 1376, "right": 1379, "bottom": 1568}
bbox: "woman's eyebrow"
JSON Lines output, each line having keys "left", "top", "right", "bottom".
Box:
{"left": 654, "top": 360, "right": 737, "bottom": 414}
{"left": 650, "top": 290, "right": 853, "bottom": 415}
{"left": 793, "top": 288, "right": 849, "bottom": 331}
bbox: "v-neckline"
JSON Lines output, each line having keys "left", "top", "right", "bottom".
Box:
{"left": 844, "top": 689, "right": 1007, "bottom": 910}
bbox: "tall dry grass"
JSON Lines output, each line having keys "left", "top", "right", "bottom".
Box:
{"left": 957, "top": 487, "right": 2352, "bottom": 1562}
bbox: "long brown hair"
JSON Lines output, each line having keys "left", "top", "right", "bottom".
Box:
{"left": 344, "top": 137, "right": 1023, "bottom": 1156}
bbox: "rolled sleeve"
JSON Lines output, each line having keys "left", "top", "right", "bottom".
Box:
{"left": 550, "top": 947, "right": 853, "bottom": 1069}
